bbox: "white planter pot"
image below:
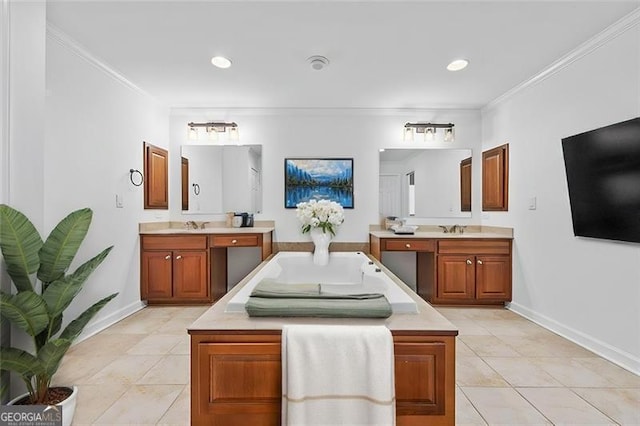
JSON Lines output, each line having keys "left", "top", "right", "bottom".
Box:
{"left": 8, "top": 386, "right": 78, "bottom": 426}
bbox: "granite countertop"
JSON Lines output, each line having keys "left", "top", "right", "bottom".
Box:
{"left": 369, "top": 230, "right": 512, "bottom": 239}
{"left": 188, "top": 255, "right": 458, "bottom": 334}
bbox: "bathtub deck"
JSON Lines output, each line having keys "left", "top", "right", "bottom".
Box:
{"left": 189, "top": 254, "right": 458, "bottom": 425}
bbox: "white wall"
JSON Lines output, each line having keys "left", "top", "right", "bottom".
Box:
{"left": 44, "top": 30, "right": 170, "bottom": 340}
{"left": 482, "top": 22, "right": 640, "bottom": 372}
{"left": 169, "top": 110, "right": 482, "bottom": 241}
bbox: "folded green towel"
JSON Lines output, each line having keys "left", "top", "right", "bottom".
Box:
{"left": 245, "top": 296, "right": 392, "bottom": 318}
{"left": 250, "top": 279, "right": 385, "bottom": 300}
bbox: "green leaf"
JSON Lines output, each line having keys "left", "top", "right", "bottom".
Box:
{"left": 0, "top": 291, "right": 49, "bottom": 337}
{"left": 37, "top": 339, "right": 71, "bottom": 379}
{"left": 59, "top": 293, "right": 117, "bottom": 342}
{"left": 37, "top": 208, "right": 92, "bottom": 284}
{"left": 0, "top": 205, "right": 42, "bottom": 292}
{"left": 0, "top": 347, "right": 42, "bottom": 378}
{"left": 42, "top": 246, "right": 113, "bottom": 318}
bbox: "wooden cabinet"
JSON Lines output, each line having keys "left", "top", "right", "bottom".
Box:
{"left": 141, "top": 231, "right": 273, "bottom": 304}
{"left": 436, "top": 239, "right": 511, "bottom": 304}
{"left": 482, "top": 144, "right": 509, "bottom": 211}
{"left": 141, "top": 235, "right": 209, "bottom": 303}
{"left": 143, "top": 142, "right": 169, "bottom": 209}
{"left": 190, "top": 333, "right": 455, "bottom": 425}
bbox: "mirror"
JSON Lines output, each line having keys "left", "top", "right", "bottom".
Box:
{"left": 379, "top": 149, "right": 472, "bottom": 218}
{"left": 181, "top": 145, "right": 262, "bottom": 214}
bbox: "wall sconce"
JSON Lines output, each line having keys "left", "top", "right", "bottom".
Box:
{"left": 187, "top": 121, "right": 239, "bottom": 141}
{"left": 403, "top": 122, "right": 455, "bottom": 142}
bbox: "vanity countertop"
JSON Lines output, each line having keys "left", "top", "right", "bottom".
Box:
{"left": 369, "top": 225, "right": 513, "bottom": 239}
{"left": 139, "top": 221, "right": 275, "bottom": 235}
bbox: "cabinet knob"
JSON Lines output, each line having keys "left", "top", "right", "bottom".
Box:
{"left": 231, "top": 239, "right": 238, "bottom": 244}
{"left": 405, "top": 243, "right": 411, "bottom": 248}
{"left": 165, "top": 254, "right": 171, "bottom": 260}
{"left": 176, "top": 255, "right": 182, "bottom": 260}
{"left": 466, "top": 259, "right": 472, "bottom": 265}
{"left": 477, "top": 259, "right": 483, "bottom": 265}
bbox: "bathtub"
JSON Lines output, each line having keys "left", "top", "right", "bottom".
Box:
{"left": 225, "top": 251, "right": 418, "bottom": 314}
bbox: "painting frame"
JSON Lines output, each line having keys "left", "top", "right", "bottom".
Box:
{"left": 284, "top": 158, "right": 354, "bottom": 209}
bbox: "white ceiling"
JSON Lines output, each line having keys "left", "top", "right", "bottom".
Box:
{"left": 46, "top": 1, "right": 639, "bottom": 109}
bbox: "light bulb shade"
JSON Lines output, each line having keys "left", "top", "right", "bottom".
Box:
{"left": 443, "top": 127, "right": 455, "bottom": 142}
{"left": 187, "top": 126, "right": 198, "bottom": 141}
{"left": 403, "top": 127, "right": 414, "bottom": 142}
{"left": 424, "top": 127, "right": 435, "bottom": 141}
{"left": 207, "top": 126, "right": 219, "bottom": 141}
{"left": 229, "top": 126, "right": 240, "bottom": 141}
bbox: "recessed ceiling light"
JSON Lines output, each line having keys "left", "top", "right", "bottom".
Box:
{"left": 211, "top": 56, "right": 232, "bottom": 69}
{"left": 447, "top": 59, "right": 469, "bottom": 71}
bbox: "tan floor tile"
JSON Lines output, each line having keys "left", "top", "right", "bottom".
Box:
{"left": 449, "top": 319, "right": 492, "bottom": 336}
{"left": 153, "top": 316, "right": 197, "bottom": 335}
{"left": 498, "top": 334, "right": 598, "bottom": 358}
{"left": 457, "top": 339, "right": 477, "bottom": 357}
{"left": 462, "top": 387, "right": 552, "bottom": 424}
{"left": 157, "top": 385, "right": 190, "bottom": 425}
{"left": 460, "top": 335, "right": 521, "bottom": 357}
{"left": 573, "top": 358, "right": 640, "bottom": 388}
{"left": 52, "top": 354, "right": 118, "bottom": 385}
{"left": 456, "top": 356, "right": 509, "bottom": 387}
{"left": 573, "top": 388, "right": 640, "bottom": 425}
{"left": 101, "top": 314, "right": 172, "bottom": 335}
{"left": 127, "top": 334, "right": 183, "bottom": 355}
{"left": 517, "top": 387, "right": 616, "bottom": 424}
{"left": 66, "top": 333, "right": 142, "bottom": 356}
{"left": 137, "top": 355, "right": 190, "bottom": 385}
{"left": 92, "top": 384, "right": 183, "bottom": 424}
{"left": 532, "top": 357, "right": 615, "bottom": 387}
{"left": 69, "top": 383, "right": 128, "bottom": 424}
{"left": 169, "top": 334, "right": 191, "bottom": 355}
{"left": 85, "top": 355, "right": 162, "bottom": 385}
{"left": 456, "top": 387, "right": 487, "bottom": 425}
{"left": 170, "top": 305, "right": 211, "bottom": 319}
{"left": 475, "top": 319, "right": 554, "bottom": 337}
{"left": 483, "top": 357, "right": 562, "bottom": 387}
{"left": 459, "top": 307, "right": 520, "bottom": 321}
{"left": 435, "top": 307, "right": 471, "bottom": 320}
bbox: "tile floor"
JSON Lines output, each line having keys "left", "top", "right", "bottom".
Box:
{"left": 53, "top": 305, "right": 640, "bottom": 425}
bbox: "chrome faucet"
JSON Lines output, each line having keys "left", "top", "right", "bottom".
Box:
{"left": 185, "top": 220, "right": 198, "bottom": 230}
{"left": 199, "top": 222, "right": 209, "bottom": 229}
{"left": 439, "top": 225, "right": 449, "bottom": 233}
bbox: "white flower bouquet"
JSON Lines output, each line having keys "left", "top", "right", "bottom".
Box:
{"left": 296, "top": 199, "right": 345, "bottom": 236}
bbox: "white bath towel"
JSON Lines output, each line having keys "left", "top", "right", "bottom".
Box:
{"left": 281, "top": 324, "right": 395, "bottom": 426}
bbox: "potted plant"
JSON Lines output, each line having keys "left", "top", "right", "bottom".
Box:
{"left": 0, "top": 205, "right": 117, "bottom": 425}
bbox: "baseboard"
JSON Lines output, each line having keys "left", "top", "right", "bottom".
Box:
{"left": 508, "top": 302, "right": 640, "bottom": 375}
{"left": 73, "top": 300, "right": 146, "bottom": 345}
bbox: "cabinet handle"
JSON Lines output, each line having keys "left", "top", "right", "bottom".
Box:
{"left": 165, "top": 254, "right": 171, "bottom": 260}
{"left": 477, "top": 259, "right": 483, "bottom": 265}
{"left": 405, "top": 243, "right": 411, "bottom": 248}
{"left": 176, "top": 255, "right": 182, "bottom": 260}
{"left": 231, "top": 239, "right": 238, "bottom": 244}
{"left": 466, "top": 259, "right": 472, "bottom": 265}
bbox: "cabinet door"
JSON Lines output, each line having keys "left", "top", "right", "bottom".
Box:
{"left": 144, "top": 142, "right": 169, "bottom": 209}
{"left": 475, "top": 255, "right": 512, "bottom": 301}
{"left": 482, "top": 144, "right": 509, "bottom": 211}
{"left": 173, "top": 250, "right": 208, "bottom": 299}
{"left": 141, "top": 250, "right": 173, "bottom": 299}
{"left": 437, "top": 255, "right": 475, "bottom": 300}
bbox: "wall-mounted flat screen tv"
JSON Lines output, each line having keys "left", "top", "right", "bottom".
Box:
{"left": 561, "top": 117, "right": 640, "bottom": 244}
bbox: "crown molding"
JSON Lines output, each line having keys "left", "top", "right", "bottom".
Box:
{"left": 46, "top": 22, "right": 157, "bottom": 102}
{"left": 170, "top": 106, "right": 482, "bottom": 117}
{"left": 483, "top": 7, "right": 640, "bottom": 112}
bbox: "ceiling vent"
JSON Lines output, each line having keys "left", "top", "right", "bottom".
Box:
{"left": 307, "top": 55, "right": 330, "bottom": 71}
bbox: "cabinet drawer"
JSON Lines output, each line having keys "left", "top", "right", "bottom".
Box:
{"left": 384, "top": 239, "right": 435, "bottom": 252}
{"left": 141, "top": 235, "right": 207, "bottom": 250}
{"left": 210, "top": 235, "right": 259, "bottom": 247}
{"left": 438, "top": 239, "right": 510, "bottom": 255}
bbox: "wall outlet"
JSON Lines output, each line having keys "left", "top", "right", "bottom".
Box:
{"left": 528, "top": 196, "right": 537, "bottom": 210}
{"left": 115, "top": 194, "right": 124, "bottom": 208}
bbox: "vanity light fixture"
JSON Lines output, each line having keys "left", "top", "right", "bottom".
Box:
{"left": 403, "top": 122, "right": 455, "bottom": 142}
{"left": 187, "top": 121, "right": 239, "bottom": 142}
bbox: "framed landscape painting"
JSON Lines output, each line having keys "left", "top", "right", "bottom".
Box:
{"left": 284, "top": 158, "right": 354, "bottom": 208}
